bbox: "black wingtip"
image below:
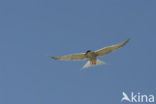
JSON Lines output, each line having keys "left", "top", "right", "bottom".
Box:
{"left": 48, "top": 56, "right": 58, "bottom": 60}
{"left": 125, "top": 38, "right": 130, "bottom": 43}
{"left": 120, "top": 38, "right": 130, "bottom": 46}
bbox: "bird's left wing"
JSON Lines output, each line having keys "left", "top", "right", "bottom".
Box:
{"left": 95, "top": 38, "right": 130, "bottom": 56}
{"left": 49, "top": 53, "right": 86, "bottom": 61}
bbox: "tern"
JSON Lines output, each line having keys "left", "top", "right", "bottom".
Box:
{"left": 49, "top": 38, "right": 130, "bottom": 68}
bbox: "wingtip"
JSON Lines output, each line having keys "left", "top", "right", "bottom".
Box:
{"left": 123, "top": 38, "right": 130, "bottom": 44}
{"left": 127, "top": 38, "right": 130, "bottom": 41}
{"left": 119, "top": 38, "right": 130, "bottom": 47}
{"left": 126, "top": 38, "right": 130, "bottom": 42}
{"left": 48, "top": 56, "right": 58, "bottom": 60}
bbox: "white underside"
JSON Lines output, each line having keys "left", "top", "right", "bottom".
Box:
{"left": 82, "top": 59, "right": 106, "bottom": 69}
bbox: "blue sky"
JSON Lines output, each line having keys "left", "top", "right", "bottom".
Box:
{"left": 0, "top": 0, "right": 156, "bottom": 104}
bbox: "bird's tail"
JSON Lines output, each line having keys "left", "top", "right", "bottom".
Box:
{"left": 82, "top": 59, "right": 106, "bottom": 69}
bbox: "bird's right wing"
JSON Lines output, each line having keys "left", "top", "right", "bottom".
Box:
{"left": 95, "top": 38, "right": 130, "bottom": 56}
{"left": 49, "top": 53, "right": 87, "bottom": 61}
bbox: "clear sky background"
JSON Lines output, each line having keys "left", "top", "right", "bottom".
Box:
{"left": 0, "top": 0, "right": 156, "bottom": 104}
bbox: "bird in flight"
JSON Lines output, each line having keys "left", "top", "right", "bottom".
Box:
{"left": 49, "top": 38, "right": 130, "bottom": 69}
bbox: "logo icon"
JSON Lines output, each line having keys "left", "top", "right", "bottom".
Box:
{"left": 121, "top": 92, "right": 131, "bottom": 102}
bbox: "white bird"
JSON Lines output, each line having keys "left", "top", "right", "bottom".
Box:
{"left": 121, "top": 92, "right": 131, "bottom": 102}
{"left": 49, "top": 38, "right": 130, "bottom": 69}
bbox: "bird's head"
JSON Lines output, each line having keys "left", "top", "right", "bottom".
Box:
{"left": 85, "top": 50, "right": 91, "bottom": 55}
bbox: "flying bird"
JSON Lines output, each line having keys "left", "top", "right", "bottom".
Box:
{"left": 49, "top": 38, "right": 130, "bottom": 68}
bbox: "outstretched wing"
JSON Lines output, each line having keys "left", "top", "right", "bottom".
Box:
{"left": 49, "top": 53, "right": 86, "bottom": 61}
{"left": 95, "top": 38, "right": 130, "bottom": 56}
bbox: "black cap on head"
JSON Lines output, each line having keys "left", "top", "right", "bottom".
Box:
{"left": 86, "top": 50, "right": 91, "bottom": 53}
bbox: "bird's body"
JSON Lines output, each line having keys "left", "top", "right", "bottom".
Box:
{"left": 49, "top": 38, "right": 130, "bottom": 68}
{"left": 85, "top": 52, "right": 96, "bottom": 63}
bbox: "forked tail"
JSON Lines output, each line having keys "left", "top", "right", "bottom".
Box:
{"left": 82, "top": 59, "right": 106, "bottom": 69}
